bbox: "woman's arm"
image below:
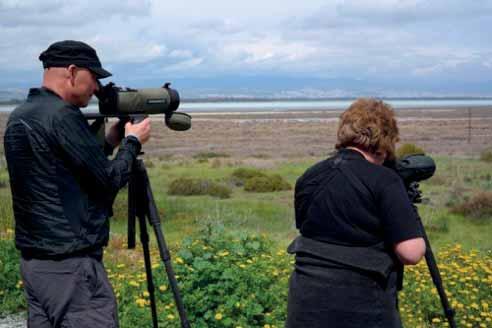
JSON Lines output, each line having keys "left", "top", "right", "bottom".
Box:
{"left": 394, "top": 237, "right": 426, "bottom": 265}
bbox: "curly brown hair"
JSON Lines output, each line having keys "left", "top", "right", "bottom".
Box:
{"left": 336, "top": 98, "right": 399, "bottom": 160}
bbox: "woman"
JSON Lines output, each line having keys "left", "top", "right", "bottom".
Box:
{"left": 286, "top": 98, "right": 426, "bottom": 328}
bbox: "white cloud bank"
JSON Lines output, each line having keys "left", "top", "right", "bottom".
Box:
{"left": 0, "top": 0, "right": 491, "bottom": 93}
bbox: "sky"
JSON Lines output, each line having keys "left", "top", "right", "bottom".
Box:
{"left": 1, "top": 0, "right": 492, "bottom": 98}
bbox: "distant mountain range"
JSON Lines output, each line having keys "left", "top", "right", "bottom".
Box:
{"left": 1, "top": 75, "right": 491, "bottom": 103}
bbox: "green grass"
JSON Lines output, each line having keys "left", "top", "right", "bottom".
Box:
{"left": 1, "top": 155, "right": 492, "bottom": 249}
{"left": 110, "top": 155, "right": 492, "bottom": 252}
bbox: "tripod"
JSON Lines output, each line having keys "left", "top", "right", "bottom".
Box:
{"left": 409, "top": 183, "right": 456, "bottom": 328}
{"left": 127, "top": 159, "right": 191, "bottom": 328}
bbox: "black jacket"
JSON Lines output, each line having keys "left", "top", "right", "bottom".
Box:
{"left": 4, "top": 87, "right": 141, "bottom": 258}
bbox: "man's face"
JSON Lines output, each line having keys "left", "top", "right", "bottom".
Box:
{"left": 69, "top": 66, "right": 99, "bottom": 107}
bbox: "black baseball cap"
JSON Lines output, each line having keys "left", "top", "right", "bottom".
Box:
{"left": 39, "top": 40, "right": 112, "bottom": 79}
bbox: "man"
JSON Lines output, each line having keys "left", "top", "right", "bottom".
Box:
{"left": 4, "top": 40, "right": 151, "bottom": 327}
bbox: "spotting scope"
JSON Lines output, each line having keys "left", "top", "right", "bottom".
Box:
{"left": 86, "top": 82, "right": 191, "bottom": 131}
{"left": 388, "top": 154, "right": 457, "bottom": 328}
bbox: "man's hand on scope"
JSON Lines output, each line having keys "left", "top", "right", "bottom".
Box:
{"left": 125, "top": 117, "right": 151, "bottom": 144}
{"left": 106, "top": 119, "right": 126, "bottom": 147}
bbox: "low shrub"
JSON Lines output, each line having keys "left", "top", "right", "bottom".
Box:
{"left": 450, "top": 191, "right": 492, "bottom": 220}
{"left": 244, "top": 174, "right": 291, "bottom": 193}
{"left": 480, "top": 149, "right": 492, "bottom": 163}
{"left": 110, "top": 226, "right": 291, "bottom": 328}
{"left": 168, "top": 178, "right": 231, "bottom": 199}
{"left": 230, "top": 168, "right": 266, "bottom": 186}
{"left": 396, "top": 143, "right": 425, "bottom": 159}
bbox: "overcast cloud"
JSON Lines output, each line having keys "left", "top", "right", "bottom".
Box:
{"left": 1, "top": 0, "right": 491, "bottom": 96}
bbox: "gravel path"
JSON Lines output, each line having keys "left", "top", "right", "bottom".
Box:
{"left": 0, "top": 313, "right": 26, "bottom": 328}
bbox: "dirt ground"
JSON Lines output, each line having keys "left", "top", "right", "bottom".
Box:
{"left": 1, "top": 107, "right": 491, "bottom": 159}
{"left": 140, "top": 107, "right": 492, "bottom": 159}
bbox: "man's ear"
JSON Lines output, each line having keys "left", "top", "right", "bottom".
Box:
{"left": 67, "top": 65, "right": 77, "bottom": 86}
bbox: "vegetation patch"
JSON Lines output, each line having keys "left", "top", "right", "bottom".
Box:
{"left": 396, "top": 143, "right": 425, "bottom": 159}
{"left": 0, "top": 194, "right": 13, "bottom": 233}
{"left": 422, "top": 214, "right": 450, "bottom": 233}
{"left": 1, "top": 226, "right": 492, "bottom": 327}
{"left": 480, "top": 149, "right": 492, "bottom": 163}
{"left": 168, "top": 177, "right": 231, "bottom": 199}
{"left": 424, "top": 174, "right": 448, "bottom": 186}
{"left": 0, "top": 239, "right": 24, "bottom": 314}
{"left": 451, "top": 191, "right": 492, "bottom": 220}
{"left": 193, "top": 152, "right": 230, "bottom": 161}
{"left": 230, "top": 168, "right": 267, "bottom": 186}
{"left": 244, "top": 174, "right": 291, "bottom": 193}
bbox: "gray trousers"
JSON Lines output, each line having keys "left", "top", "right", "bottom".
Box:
{"left": 20, "top": 256, "right": 119, "bottom": 328}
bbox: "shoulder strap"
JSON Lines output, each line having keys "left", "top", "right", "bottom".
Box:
{"left": 295, "top": 156, "right": 342, "bottom": 229}
{"left": 338, "top": 163, "right": 373, "bottom": 200}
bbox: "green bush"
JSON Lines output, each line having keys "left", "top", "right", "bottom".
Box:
{"left": 230, "top": 168, "right": 267, "bottom": 186}
{"left": 110, "top": 226, "right": 291, "bottom": 328}
{"left": 451, "top": 191, "right": 492, "bottom": 220}
{"left": 168, "top": 178, "right": 231, "bottom": 199}
{"left": 0, "top": 239, "right": 24, "bottom": 314}
{"left": 244, "top": 174, "right": 291, "bottom": 193}
{"left": 480, "top": 149, "right": 492, "bottom": 163}
{"left": 396, "top": 143, "right": 425, "bottom": 159}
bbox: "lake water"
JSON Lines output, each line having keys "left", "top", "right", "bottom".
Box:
{"left": 2, "top": 98, "right": 492, "bottom": 114}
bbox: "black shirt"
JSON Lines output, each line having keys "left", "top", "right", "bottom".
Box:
{"left": 295, "top": 148, "right": 422, "bottom": 247}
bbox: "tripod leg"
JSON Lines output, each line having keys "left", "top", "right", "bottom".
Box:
{"left": 140, "top": 164, "right": 191, "bottom": 328}
{"left": 138, "top": 213, "right": 159, "bottom": 328}
{"left": 128, "top": 173, "right": 137, "bottom": 249}
{"left": 131, "top": 160, "right": 190, "bottom": 328}
{"left": 415, "top": 210, "right": 456, "bottom": 328}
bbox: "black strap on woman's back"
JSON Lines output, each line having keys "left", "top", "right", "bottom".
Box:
{"left": 294, "top": 155, "right": 343, "bottom": 229}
